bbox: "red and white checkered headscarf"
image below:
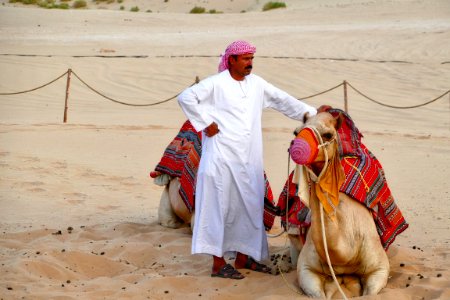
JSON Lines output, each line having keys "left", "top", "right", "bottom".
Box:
{"left": 218, "top": 40, "right": 256, "bottom": 72}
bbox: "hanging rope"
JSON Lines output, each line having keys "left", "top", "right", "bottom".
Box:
{"left": 0, "top": 70, "right": 68, "bottom": 95}
{"left": 299, "top": 82, "right": 344, "bottom": 100}
{"left": 0, "top": 68, "right": 448, "bottom": 111}
{"left": 346, "top": 81, "right": 450, "bottom": 109}
{"left": 70, "top": 70, "right": 194, "bottom": 107}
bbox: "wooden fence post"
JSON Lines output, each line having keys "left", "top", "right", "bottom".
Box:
{"left": 343, "top": 80, "right": 348, "bottom": 113}
{"left": 63, "top": 68, "right": 72, "bottom": 123}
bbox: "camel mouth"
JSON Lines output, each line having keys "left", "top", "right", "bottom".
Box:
{"left": 289, "top": 127, "right": 319, "bottom": 165}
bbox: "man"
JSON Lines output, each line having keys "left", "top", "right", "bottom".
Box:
{"left": 178, "top": 40, "right": 317, "bottom": 279}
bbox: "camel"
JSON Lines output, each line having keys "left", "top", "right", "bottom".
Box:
{"left": 289, "top": 111, "right": 390, "bottom": 298}
{"left": 153, "top": 173, "right": 194, "bottom": 230}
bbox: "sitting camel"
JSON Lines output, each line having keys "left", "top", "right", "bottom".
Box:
{"left": 150, "top": 120, "right": 201, "bottom": 231}
{"left": 288, "top": 111, "right": 392, "bottom": 298}
{"left": 153, "top": 174, "right": 194, "bottom": 230}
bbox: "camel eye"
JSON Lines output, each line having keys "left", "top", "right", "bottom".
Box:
{"left": 322, "top": 132, "right": 333, "bottom": 141}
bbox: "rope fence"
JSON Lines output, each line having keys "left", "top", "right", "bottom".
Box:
{"left": 0, "top": 68, "right": 449, "bottom": 123}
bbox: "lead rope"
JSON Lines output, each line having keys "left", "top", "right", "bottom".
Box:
{"left": 264, "top": 147, "right": 304, "bottom": 295}
{"left": 275, "top": 149, "right": 305, "bottom": 295}
{"left": 266, "top": 149, "right": 291, "bottom": 238}
{"left": 320, "top": 201, "right": 349, "bottom": 300}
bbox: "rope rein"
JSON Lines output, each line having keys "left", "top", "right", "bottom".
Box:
{"left": 343, "top": 157, "right": 370, "bottom": 192}
{"left": 266, "top": 150, "right": 291, "bottom": 238}
{"left": 320, "top": 201, "right": 349, "bottom": 300}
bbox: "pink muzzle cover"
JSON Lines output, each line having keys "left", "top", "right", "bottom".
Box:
{"left": 289, "top": 127, "right": 319, "bottom": 165}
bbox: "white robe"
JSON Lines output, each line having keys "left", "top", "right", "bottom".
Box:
{"left": 178, "top": 70, "right": 316, "bottom": 261}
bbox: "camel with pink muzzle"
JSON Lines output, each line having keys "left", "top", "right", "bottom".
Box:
{"left": 288, "top": 111, "right": 390, "bottom": 298}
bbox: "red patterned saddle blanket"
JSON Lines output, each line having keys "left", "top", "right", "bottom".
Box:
{"left": 276, "top": 109, "right": 408, "bottom": 250}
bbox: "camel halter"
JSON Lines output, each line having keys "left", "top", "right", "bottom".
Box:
{"left": 302, "top": 125, "right": 336, "bottom": 183}
{"left": 305, "top": 125, "right": 349, "bottom": 300}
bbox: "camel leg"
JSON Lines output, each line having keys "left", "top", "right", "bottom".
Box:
{"left": 298, "top": 266, "right": 326, "bottom": 298}
{"left": 158, "top": 184, "right": 183, "bottom": 228}
{"left": 361, "top": 244, "right": 389, "bottom": 295}
{"left": 298, "top": 245, "right": 327, "bottom": 298}
{"left": 361, "top": 267, "right": 389, "bottom": 296}
{"left": 168, "top": 178, "right": 192, "bottom": 224}
{"left": 342, "top": 275, "right": 362, "bottom": 296}
{"left": 323, "top": 275, "right": 362, "bottom": 299}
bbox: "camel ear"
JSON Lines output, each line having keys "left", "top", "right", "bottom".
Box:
{"left": 317, "top": 105, "right": 332, "bottom": 113}
{"left": 334, "top": 113, "right": 344, "bottom": 130}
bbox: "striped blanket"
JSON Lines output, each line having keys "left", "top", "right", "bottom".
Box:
{"left": 278, "top": 109, "right": 408, "bottom": 250}
{"left": 151, "top": 120, "right": 278, "bottom": 230}
{"left": 153, "top": 120, "right": 201, "bottom": 214}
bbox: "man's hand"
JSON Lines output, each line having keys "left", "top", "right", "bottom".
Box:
{"left": 303, "top": 112, "right": 310, "bottom": 124}
{"left": 204, "top": 122, "right": 220, "bottom": 137}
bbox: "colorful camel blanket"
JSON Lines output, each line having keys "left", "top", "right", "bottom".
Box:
{"left": 277, "top": 109, "right": 408, "bottom": 250}
{"left": 150, "top": 120, "right": 278, "bottom": 230}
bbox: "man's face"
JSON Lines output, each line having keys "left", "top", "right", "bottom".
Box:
{"left": 230, "top": 53, "right": 254, "bottom": 79}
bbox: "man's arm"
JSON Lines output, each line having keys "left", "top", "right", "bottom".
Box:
{"left": 178, "top": 78, "right": 215, "bottom": 132}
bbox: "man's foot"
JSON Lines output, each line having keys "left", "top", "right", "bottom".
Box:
{"left": 236, "top": 256, "right": 272, "bottom": 274}
{"left": 211, "top": 264, "right": 245, "bottom": 280}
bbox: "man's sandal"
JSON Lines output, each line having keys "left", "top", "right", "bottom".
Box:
{"left": 243, "top": 256, "right": 272, "bottom": 274}
{"left": 211, "top": 264, "right": 245, "bottom": 280}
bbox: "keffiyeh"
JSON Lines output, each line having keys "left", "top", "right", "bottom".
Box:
{"left": 218, "top": 40, "right": 256, "bottom": 72}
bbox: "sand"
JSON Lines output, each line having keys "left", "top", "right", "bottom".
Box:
{"left": 0, "top": 0, "right": 449, "bottom": 299}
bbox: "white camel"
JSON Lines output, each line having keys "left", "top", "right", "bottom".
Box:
{"left": 290, "top": 112, "right": 390, "bottom": 298}
{"left": 153, "top": 174, "right": 194, "bottom": 230}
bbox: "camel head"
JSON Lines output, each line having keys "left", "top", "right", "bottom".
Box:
{"left": 290, "top": 112, "right": 343, "bottom": 176}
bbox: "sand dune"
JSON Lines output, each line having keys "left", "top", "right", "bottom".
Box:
{"left": 1, "top": 1, "right": 449, "bottom": 299}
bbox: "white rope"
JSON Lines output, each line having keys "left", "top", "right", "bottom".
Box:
{"left": 266, "top": 229, "right": 285, "bottom": 238}
{"left": 267, "top": 149, "right": 291, "bottom": 238}
{"left": 320, "top": 201, "right": 349, "bottom": 300}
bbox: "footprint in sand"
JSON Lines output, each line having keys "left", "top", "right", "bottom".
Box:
{"left": 97, "top": 205, "right": 120, "bottom": 211}
{"left": 15, "top": 181, "right": 45, "bottom": 188}
{"left": 52, "top": 161, "right": 68, "bottom": 169}
{"left": 28, "top": 187, "right": 46, "bottom": 193}
{"left": 63, "top": 193, "right": 88, "bottom": 205}
{"left": 80, "top": 169, "right": 105, "bottom": 179}
{"left": 0, "top": 151, "right": 10, "bottom": 157}
{"left": 20, "top": 156, "right": 40, "bottom": 163}
{"left": 67, "top": 199, "right": 85, "bottom": 205}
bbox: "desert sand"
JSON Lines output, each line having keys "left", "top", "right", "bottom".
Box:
{"left": 0, "top": 0, "right": 449, "bottom": 299}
